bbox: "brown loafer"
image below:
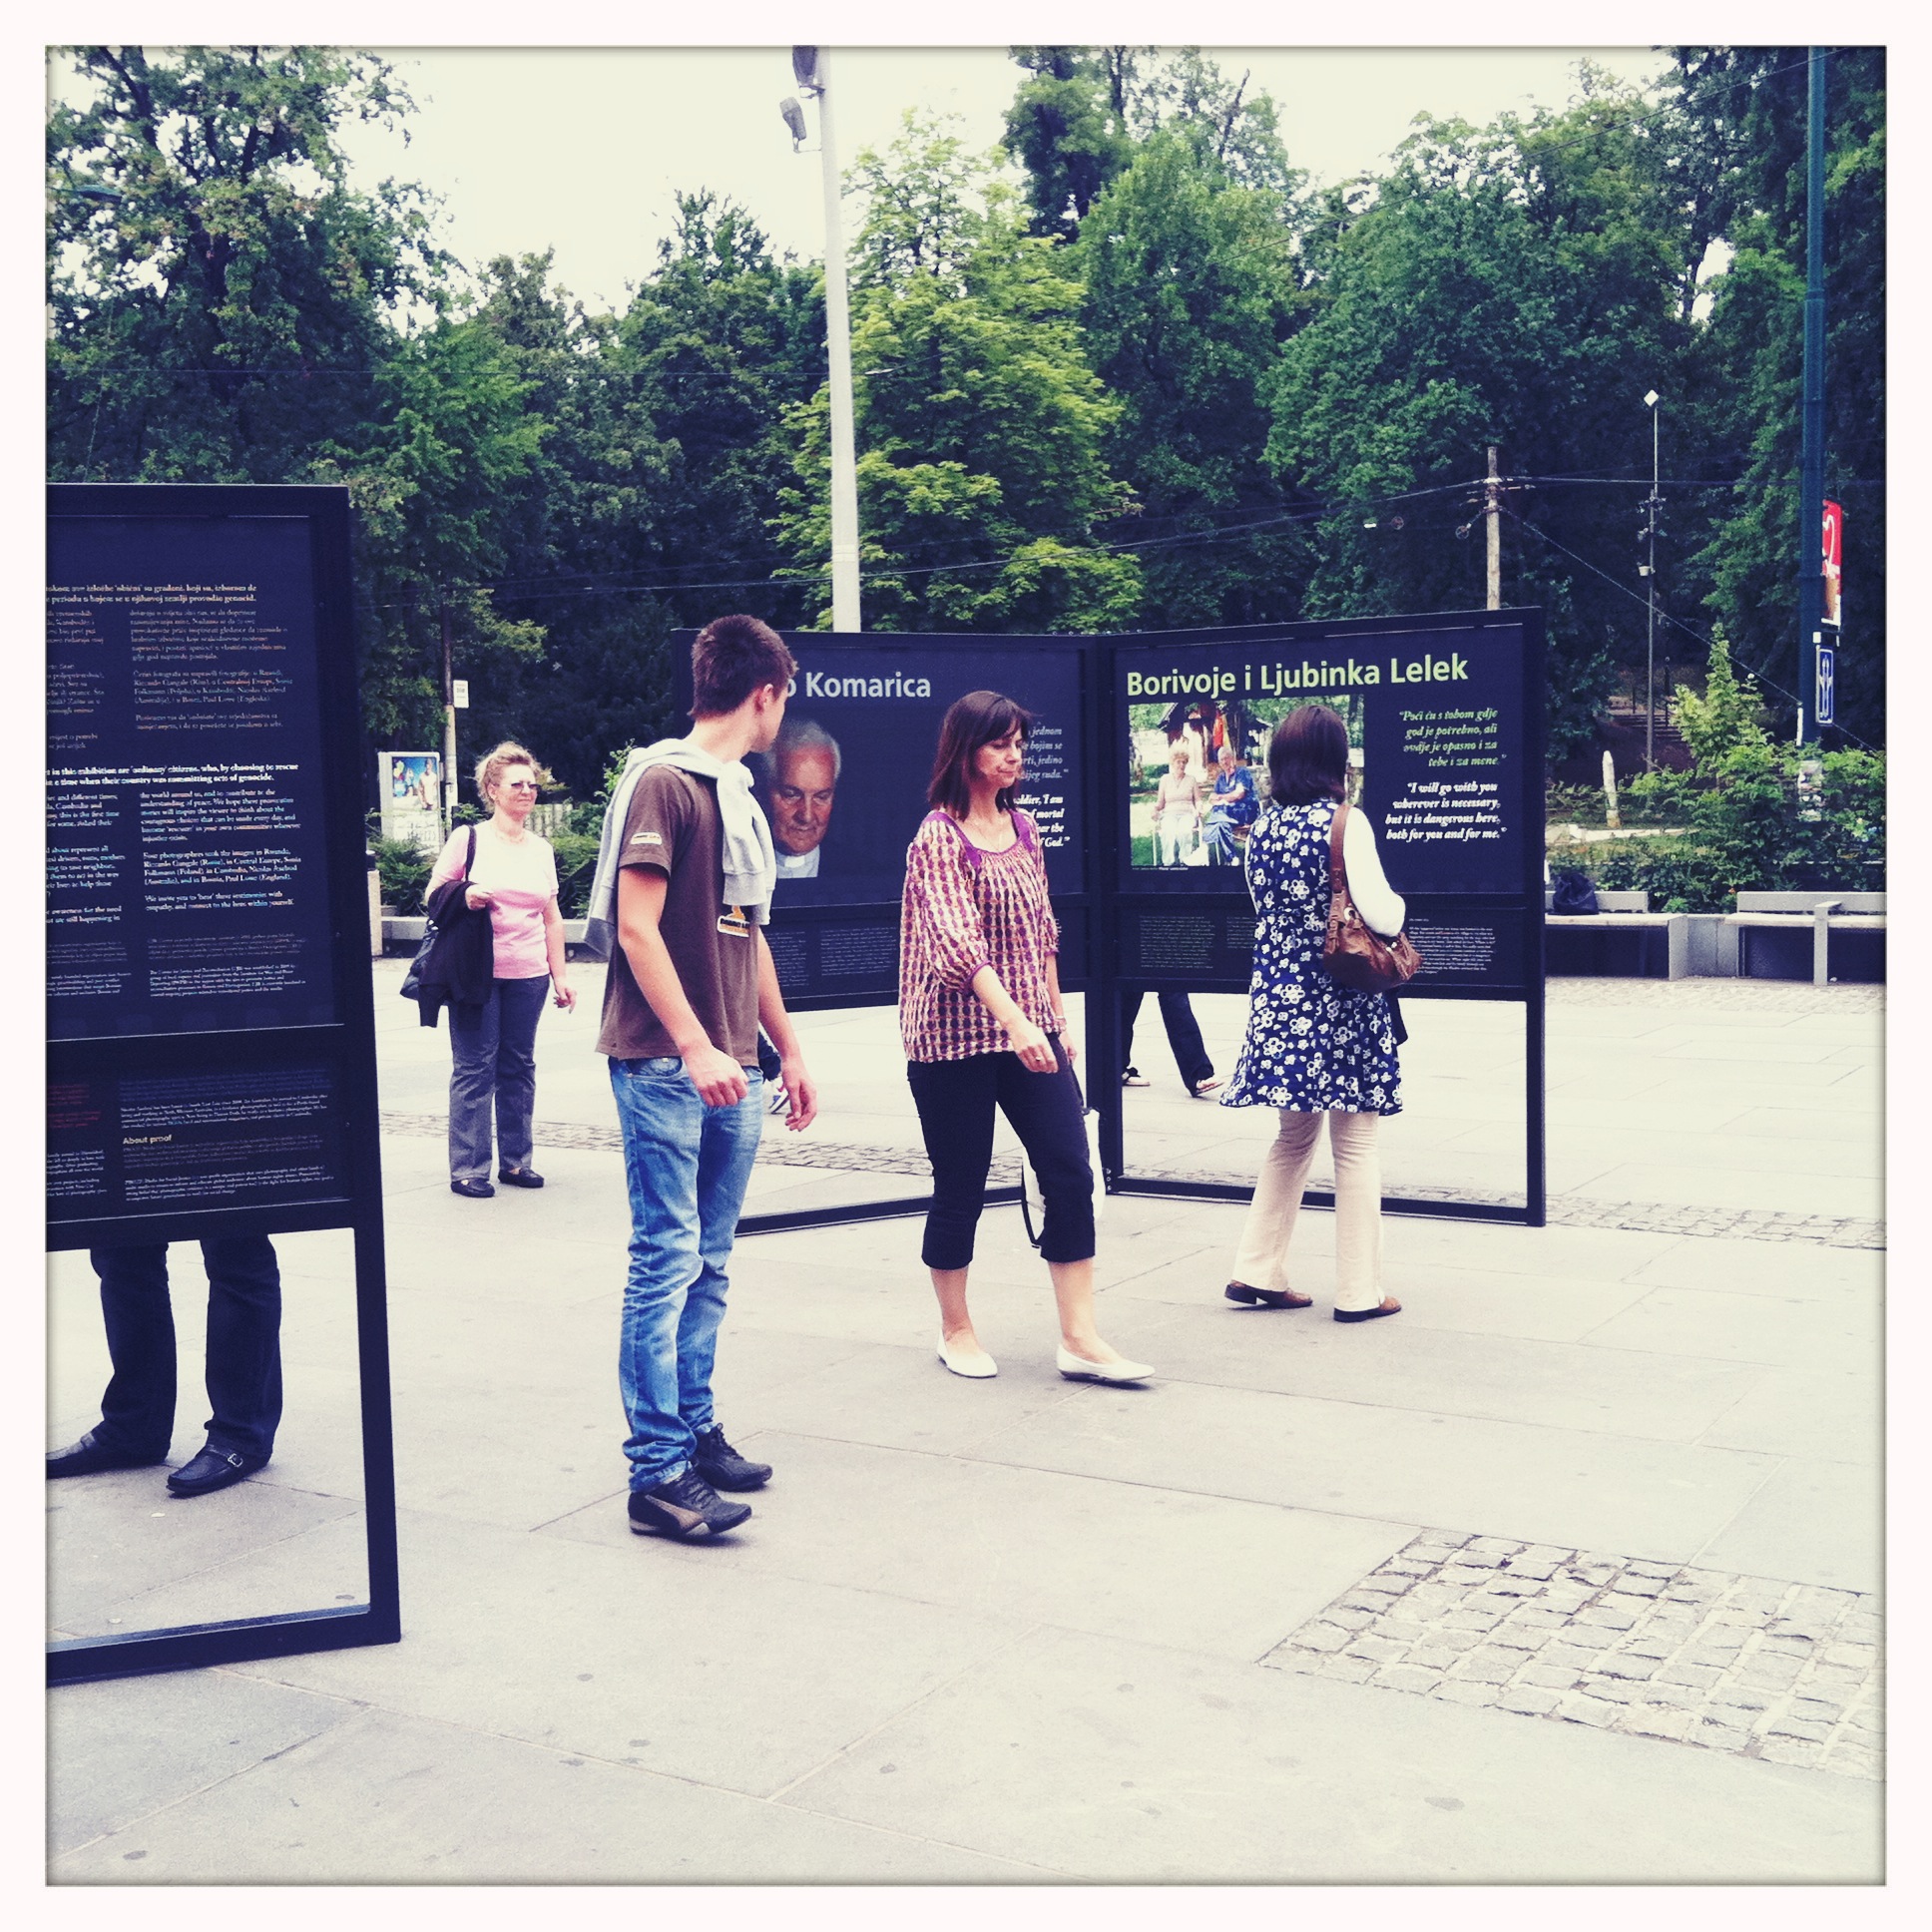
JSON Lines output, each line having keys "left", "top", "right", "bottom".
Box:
{"left": 1224, "top": 1281, "right": 1313, "bottom": 1309}
{"left": 1334, "top": 1297, "right": 1402, "bottom": 1323}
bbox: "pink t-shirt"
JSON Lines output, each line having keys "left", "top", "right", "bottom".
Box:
{"left": 429, "top": 823, "right": 559, "bottom": 980}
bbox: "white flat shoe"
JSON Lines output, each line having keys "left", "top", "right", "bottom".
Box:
{"left": 938, "top": 1337, "right": 998, "bottom": 1379}
{"left": 1056, "top": 1345, "right": 1154, "bottom": 1385}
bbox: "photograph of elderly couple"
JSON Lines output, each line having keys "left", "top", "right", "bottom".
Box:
{"left": 1128, "top": 693, "right": 1363, "bottom": 870}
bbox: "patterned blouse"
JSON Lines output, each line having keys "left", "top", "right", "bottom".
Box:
{"left": 898, "top": 809, "right": 1061, "bottom": 1064}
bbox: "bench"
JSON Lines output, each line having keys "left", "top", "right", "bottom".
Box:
{"left": 1723, "top": 892, "right": 1886, "bottom": 985}
{"left": 1545, "top": 888, "right": 1691, "bottom": 980}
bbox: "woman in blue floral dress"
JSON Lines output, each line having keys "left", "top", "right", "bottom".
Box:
{"left": 1221, "top": 706, "right": 1406, "bottom": 1321}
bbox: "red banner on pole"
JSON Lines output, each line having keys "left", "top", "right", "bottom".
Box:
{"left": 1822, "top": 499, "right": 1843, "bottom": 628}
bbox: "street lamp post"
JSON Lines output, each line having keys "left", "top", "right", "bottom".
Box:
{"left": 788, "top": 47, "right": 861, "bottom": 633}
{"left": 1642, "top": 390, "right": 1661, "bottom": 771}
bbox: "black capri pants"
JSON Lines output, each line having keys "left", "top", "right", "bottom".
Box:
{"left": 906, "top": 1041, "right": 1095, "bottom": 1269}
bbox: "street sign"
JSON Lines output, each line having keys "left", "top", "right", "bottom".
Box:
{"left": 451, "top": 679, "right": 470, "bottom": 709}
{"left": 1816, "top": 645, "right": 1836, "bottom": 725}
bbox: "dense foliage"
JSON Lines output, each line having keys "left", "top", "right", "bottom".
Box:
{"left": 49, "top": 43, "right": 1884, "bottom": 834}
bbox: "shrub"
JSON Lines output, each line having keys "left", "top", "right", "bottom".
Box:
{"left": 370, "top": 834, "right": 434, "bottom": 912}
{"left": 551, "top": 831, "right": 602, "bottom": 918}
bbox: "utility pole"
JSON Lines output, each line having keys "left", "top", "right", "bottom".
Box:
{"left": 1484, "top": 445, "right": 1503, "bottom": 610}
{"left": 793, "top": 47, "right": 861, "bottom": 633}
{"left": 440, "top": 591, "right": 457, "bottom": 835}
{"left": 1641, "top": 391, "right": 1662, "bottom": 770}
{"left": 1795, "top": 47, "right": 1829, "bottom": 744}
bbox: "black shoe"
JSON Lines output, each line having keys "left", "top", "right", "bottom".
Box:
{"left": 1122, "top": 1067, "right": 1150, "bottom": 1088}
{"left": 451, "top": 1178, "right": 495, "bottom": 1199}
{"left": 46, "top": 1430, "right": 168, "bottom": 1479}
{"left": 167, "top": 1444, "right": 269, "bottom": 1497}
{"left": 497, "top": 1167, "right": 545, "bottom": 1188}
{"left": 628, "top": 1471, "right": 751, "bottom": 1539}
{"left": 693, "top": 1425, "right": 772, "bottom": 1491}
{"left": 1223, "top": 1281, "right": 1312, "bottom": 1310}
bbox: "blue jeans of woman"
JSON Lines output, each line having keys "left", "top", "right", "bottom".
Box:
{"left": 907, "top": 1043, "right": 1095, "bottom": 1268}
{"left": 448, "top": 973, "right": 549, "bottom": 1182}
{"left": 609, "top": 1056, "right": 765, "bottom": 1489}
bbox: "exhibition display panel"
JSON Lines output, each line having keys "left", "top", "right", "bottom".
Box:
{"left": 46, "top": 484, "right": 399, "bottom": 1683}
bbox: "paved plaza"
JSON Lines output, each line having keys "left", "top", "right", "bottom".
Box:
{"left": 47, "top": 968, "right": 1884, "bottom": 1883}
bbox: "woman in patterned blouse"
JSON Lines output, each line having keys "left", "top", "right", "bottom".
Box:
{"left": 899, "top": 691, "right": 1153, "bottom": 1385}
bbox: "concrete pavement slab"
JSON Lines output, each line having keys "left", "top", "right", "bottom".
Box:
{"left": 954, "top": 1375, "right": 1783, "bottom": 1562}
{"left": 1691, "top": 1459, "right": 1882, "bottom": 1593}
{"left": 227, "top": 1505, "right": 1033, "bottom": 1798}
{"left": 540, "top": 1429, "right": 1415, "bottom": 1664}
{"left": 1624, "top": 1236, "right": 1883, "bottom": 1301}
{"left": 1578, "top": 1283, "right": 1881, "bottom": 1370}
{"left": 777, "top": 1624, "right": 1880, "bottom": 1882}
{"left": 49, "top": 1668, "right": 358, "bottom": 1861}
{"left": 1697, "top": 1367, "right": 1881, "bottom": 1466}
{"left": 51, "top": 1703, "right": 1049, "bottom": 1884}
{"left": 1146, "top": 1313, "right": 1770, "bottom": 1443}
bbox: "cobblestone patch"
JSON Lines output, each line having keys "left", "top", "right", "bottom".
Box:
{"left": 1263, "top": 1534, "right": 1883, "bottom": 1780}
{"left": 378, "top": 1113, "right": 1880, "bottom": 1246}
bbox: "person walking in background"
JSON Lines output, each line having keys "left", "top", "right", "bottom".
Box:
{"left": 427, "top": 742, "right": 576, "bottom": 1199}
{"left": 1151, "top": 742, "right": 1205, "bottom": 867}
{"left": 47, "top": 1237, "right": 282, "bottom": 1497}
{"left": 584, "top": 615, "right": 818, "bottom": 1540}
{"left": 1220, "top": 706, "right": 1405, "bottom": 1322}
{"left": 1120, "top": 990, "right": 1221, "bottom": 1098}
{"left": 899, "top": 691, "right": 1152, "bottom": 1386}
{"left": 1203, "top": 739, "right": 1260, "bottom": 865}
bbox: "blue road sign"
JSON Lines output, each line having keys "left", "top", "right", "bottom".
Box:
{"left": 1816, "top": 645, "right": 1836, "bottom": 725}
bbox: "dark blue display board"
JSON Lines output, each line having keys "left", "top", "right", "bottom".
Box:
{"left": 698, "top": 612, "right": 1545, "bottom": 1236}
{"left": 45, "top": 484, "right": 399, "bottom": 1682}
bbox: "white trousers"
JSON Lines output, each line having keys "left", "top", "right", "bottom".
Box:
{"left": 1229, "top": 1109, "right": 1384, "bottom": 1311}
{"left": 1159, "top": 818, "right": 1198, "bottom": 866}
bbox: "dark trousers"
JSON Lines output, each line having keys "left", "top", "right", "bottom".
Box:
{"left": 1121, "top": 990, "right": 1212, "bottom": 1090}
{"left": 87, "top": 1238, "right": 283, "bottom": 1462}
{"left": 907, "top": 1047, "right": 1095, "bottom": 1268}
{"left": 448, "top": 973, "right": 549, "bottom": 1181}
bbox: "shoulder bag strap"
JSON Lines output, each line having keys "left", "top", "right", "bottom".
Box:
{"left": 1328, "top": 798, "right": 1349, "bottom": 897}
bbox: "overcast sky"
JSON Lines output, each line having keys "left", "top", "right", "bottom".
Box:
{"left": 313, "top": 46, "right": 1673, "bottom": 311}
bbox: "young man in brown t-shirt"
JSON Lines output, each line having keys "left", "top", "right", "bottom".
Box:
{"left": 600, "top": 615, "right": 817, "bottom": 1539}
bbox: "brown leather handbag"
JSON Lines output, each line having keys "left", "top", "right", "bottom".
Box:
{"left": 1321, "top": 801, "right": 1422, "bottom": 992}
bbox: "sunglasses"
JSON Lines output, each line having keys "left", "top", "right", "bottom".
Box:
{"left": 500, "top": 779, "right": 540, "bottom": 792}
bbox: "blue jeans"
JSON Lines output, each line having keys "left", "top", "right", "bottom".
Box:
{"left": 609, "top": 1056, "right": 764, "bottom": 1489}
{"left": 448, "top": 974, "right": 549, "bottom": 1181}
{"left": 88, "top": 1238, "right": 282, "bottom": 1461}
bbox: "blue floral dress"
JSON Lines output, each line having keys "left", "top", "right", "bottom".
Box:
{"left": 1221, "top": 798, "right": 1402, "bottom": 1115}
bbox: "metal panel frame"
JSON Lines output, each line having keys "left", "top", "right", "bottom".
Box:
{"left": 47, "top": 484, "right": 399, "bottom": 1685}
{"left": 724, "top": 613, "right": 1546, "bottom": 1239}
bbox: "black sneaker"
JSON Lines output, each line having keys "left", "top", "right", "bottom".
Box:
{"left": 693, "top": 1425, "right": 772, "bottom": 1491}
{"left": 628, "top": 1470, "right": 751, "bottom": 1539}
{"left": 1122, "top": 1066, "right": 1150, "bottom": 1088}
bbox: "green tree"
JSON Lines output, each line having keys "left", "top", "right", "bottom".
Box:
{"left": 777, "top": 116, "right": 1141, "bottom": 633}
{"left": 1263, "top": 89, "right": 1697, "bottom": 759}
{"left": 1664, "top": 48, "right": 1885, "bottom": 743}
{"left": 47, "top": 46, "right": 548, "bottom": 766}
{"left": 1074, "top": 128, "right": 1309, "bottom": 626}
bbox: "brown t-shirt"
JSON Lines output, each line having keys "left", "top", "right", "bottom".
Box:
{"left": 595, "top": 766, "right": 761, "bottom": 1065}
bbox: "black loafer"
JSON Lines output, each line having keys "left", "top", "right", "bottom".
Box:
{"left": 450, "top": 1178, "right": 495, "bottom": 1199}
{"left": 46, "top": 1430, "right": 168, "bottom": 1479}
{"left": 1223, "top": 1281, "right": 1313, "bottom": 1310}
{"left": 497, "top": 1167, "right": 545, "bottom": 1189}
{"left": 693, "top": 1424, "right": 771, "bottom": 1491}
{"left": 167, "top": 1445, "right": 269, "bottom": 1498}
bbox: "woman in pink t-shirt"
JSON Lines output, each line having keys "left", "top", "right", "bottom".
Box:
{"left": 427, "top": 741, "right": 576, "bottom": 1199}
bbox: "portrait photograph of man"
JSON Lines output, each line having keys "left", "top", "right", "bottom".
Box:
{"left": 757, "top": 716, "right": 841, "bottom": 879}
